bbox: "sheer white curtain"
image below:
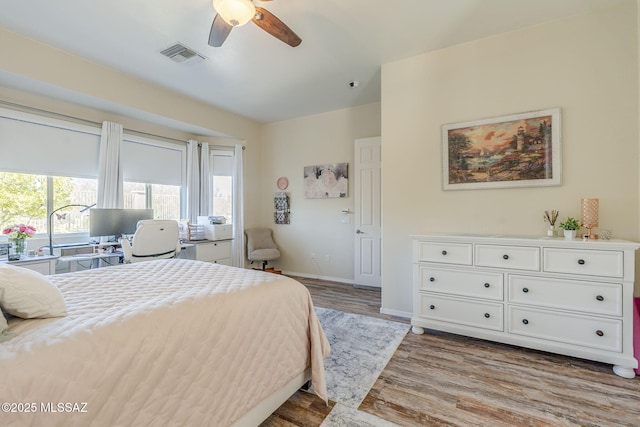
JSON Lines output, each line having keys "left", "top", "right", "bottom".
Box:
{"left": 232, "top": 144, "right": 245, "bottom": 267}
{"left": 199, "top": 142, "right": 211, "bottom": 216}
{"left": 97, "top": 121, "right": 123, "bottom": 208}
{"left": 186, "top": 140, "right": 200, "bottom": 224}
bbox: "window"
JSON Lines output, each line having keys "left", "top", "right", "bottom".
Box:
{"left": 0, "top": 107, "right": 186, "bottom": 236}
{"left": 0, "top": 172, "right": 47, "bottom": 233}
{"left": 0, "top": 172, "right": 97, "bottom": 235}
{"left": 151, "top": 184, "right": 181, "bottom": 220}
{"left": 122, "top": 134, "right": 186, "bottom": 221}
{"left": 51, "top": 177, "right": 97, "bottom": 234}
{"left": 0, "top": 107, "right": 100, "bottom": 237}
{"left": 212, "top": 176, "right": 232, "bottom": 222}
{"left": 210, "top": 149, "right": 234, "bottom": 224}
{"left": 123, "top": 182, "right": 181, "bottom": 221}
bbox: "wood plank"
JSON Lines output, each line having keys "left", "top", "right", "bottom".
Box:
{"left": 260, "top": 276, "right": 640, "bottom": 427}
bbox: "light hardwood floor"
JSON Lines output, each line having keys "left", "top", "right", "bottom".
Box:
{"left": 263, "top": 277, "right": 640, "bottom": 427}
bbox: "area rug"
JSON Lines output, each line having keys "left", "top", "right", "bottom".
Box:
{"left": 314, "top": 306, "right": 409, "bottom": 408}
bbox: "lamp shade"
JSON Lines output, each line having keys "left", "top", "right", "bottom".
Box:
{"left": 581, "top": 198, "right": 599, "bottom": 228}
{"left": 212, "top": 0, "right": 256, "bottom": 27}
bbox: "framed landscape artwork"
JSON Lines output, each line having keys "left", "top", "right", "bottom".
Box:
{"left": 442, "top": 108, "right": 561, "bottom": 190}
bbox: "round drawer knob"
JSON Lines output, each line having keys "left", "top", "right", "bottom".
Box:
{"left": 596, "top": 295, "right": 604, "bottom": 302}
{"left": 429, "top": 305, "right": 435, "bottom": 310}
{"left": 578, "top": 259, "right": 585, "bottom": 265}
{"left": 522, "top": 319, "right": 529, "bottom": 325}
{"left": 596, "top": 330, "right": 604, "bottom": 337}
{"left": 441, "top": 250, "right": 447, "bottom": 256}
{"left": 503, "top": 254, "right": 509, "bottom": 260}
{"left": 429, "top": 277, "right": 435, "bottom": 282}
{"left": 484, "top": 313, "right": 491, "bottom": 319}
{"left": 522, "top": 288, "right": 529, "bottom": 293}
{"left": 484, "top": 283, "right": 490, "bottom": 288}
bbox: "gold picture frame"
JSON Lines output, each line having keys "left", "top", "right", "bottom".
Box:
{"left": 442, "top": 108, "right": 561, "bottom": 190}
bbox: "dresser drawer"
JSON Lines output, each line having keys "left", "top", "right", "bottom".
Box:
{"left": 418, "top": 294, "right": 503, "bottom": 331}
{"left": 15, "top": 260, "right": 52, "bottom": 275}
{"left": 417, "top": 266, "right": 503, "bottom": 301}
{"left": 508, "top": 306, "right": 622, "bottom": 352}
{"left": 508, "top": 275, "right": 622, "bottom": 316}
{"left": 475, "top": 244, "right": 540, "bottom": 271}
{"left": 195, "top": 240, "right": 232, "bottom": 262}
{"left": 416, "top": 241, "right": 472, "bottom": 265}
{"left": 543, "top": 248, "right": 623, "bottom": 278}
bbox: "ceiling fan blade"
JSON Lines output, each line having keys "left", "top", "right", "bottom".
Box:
{"left": 209, "top": 14, "right": 233, "bottom": 47}
{"left": 252, "top": 7, "right": 301, "bottom": 47}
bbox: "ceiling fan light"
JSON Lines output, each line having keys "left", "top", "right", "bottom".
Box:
{"left": 212, "top": 0, "right": 256, "bottom": 27}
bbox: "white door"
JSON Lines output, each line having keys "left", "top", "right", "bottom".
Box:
{"left": 354, "top": 137, "right": 381, "bottom": 288}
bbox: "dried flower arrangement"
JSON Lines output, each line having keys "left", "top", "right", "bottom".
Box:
{"left": 543, "top": 210, "right": 559, "bottom": 226}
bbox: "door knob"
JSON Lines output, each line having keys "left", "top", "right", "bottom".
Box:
{"left": 356, "top": 229, "right": 365, "bottom": 234}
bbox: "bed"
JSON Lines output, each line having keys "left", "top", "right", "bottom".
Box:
{"left": 0, "top": 259, "right": 330, "bottom": 426}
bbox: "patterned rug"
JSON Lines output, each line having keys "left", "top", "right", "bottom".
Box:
{"left": 314, "top": 307, "right": 409, "bottom": 426}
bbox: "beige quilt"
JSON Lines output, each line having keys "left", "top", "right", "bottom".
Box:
{"left": 0, "top": 259, "right": 330, "bottom": 426}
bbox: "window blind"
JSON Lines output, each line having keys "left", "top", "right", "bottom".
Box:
{"left": 211, "top": 149, "right": 234, "bottom": 176}
{"left": 122, "top": 135, "right": 186, "bottom": 186}
{"left": 0, "top": 108, "right": 100, "bottom": 178}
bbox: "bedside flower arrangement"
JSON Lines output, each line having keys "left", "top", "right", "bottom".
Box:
{"left": 3, "top": 224, "right": 36, "bottom": 259}
{"left": 3, "top": 224, "right": 37, "bottom": 240}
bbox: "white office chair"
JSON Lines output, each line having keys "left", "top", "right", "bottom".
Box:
{"left": 121, "top": 220, "right": 181, "bottom": 263}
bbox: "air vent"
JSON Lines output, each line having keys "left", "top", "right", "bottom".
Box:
{"left": 160, "top": 43, "right": 205, "bottom": 63}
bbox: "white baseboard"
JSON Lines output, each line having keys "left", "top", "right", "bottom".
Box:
{"left": 380, "top": 307, "right": 412, "bottom": 319}
{"left": 282, "top": 270, "right": 355, "bottom": 285}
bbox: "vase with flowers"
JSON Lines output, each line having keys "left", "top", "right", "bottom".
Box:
{"left": 3, "top": 224, "right": 36, "bottom": 260}
{"left": 544, "top": 210, "right": 559, "bottom": 237}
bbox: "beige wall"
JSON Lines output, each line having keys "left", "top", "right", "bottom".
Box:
{"left": 0, "top": 28, "right": 264, "bottom": 230}
{"left": 2, "top": 4, "right": 639, "bottom": 302}
{"left": 261, "top": 103, "right": 381, "bottom": 280}
{"left": 381, "top": 2, "right": 639, "bottom": 315}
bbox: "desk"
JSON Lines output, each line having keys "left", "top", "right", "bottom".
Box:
{"left": 59, "top": 253, "right": 122, "bottom": 272}
{"left": 55, "top": 243, "right": 195, "bottom": 272}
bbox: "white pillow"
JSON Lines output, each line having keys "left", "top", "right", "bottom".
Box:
{"left": 0, "top": 264, "right": 66, "bottom": 318}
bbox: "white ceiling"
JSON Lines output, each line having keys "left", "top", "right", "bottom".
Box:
{"left": 0, "top": 0, "right": 628, "bottom": 124}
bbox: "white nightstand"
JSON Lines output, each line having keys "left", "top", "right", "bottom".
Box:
{"left": 2, "top": 255, "right": 58, "bottom": 275}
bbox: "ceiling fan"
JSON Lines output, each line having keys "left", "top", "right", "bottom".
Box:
{"left": 208, "top": 0, "right": 302, "bottom": 48}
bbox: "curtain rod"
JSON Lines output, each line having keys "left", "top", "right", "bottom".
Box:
{"left": 0, "top": 99, "right": 245, "bottom": 148}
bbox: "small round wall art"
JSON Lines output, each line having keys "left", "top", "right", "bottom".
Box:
{"left": 277, "top": 177, "right": 289, "bottom": 190}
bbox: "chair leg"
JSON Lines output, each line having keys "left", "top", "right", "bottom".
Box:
{"left": 262, "top": 260, "right": 267, "bottom": 270}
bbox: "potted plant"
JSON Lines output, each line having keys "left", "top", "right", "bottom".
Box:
{"left": 559, "top": 217, "right": 581, "bottom": 239}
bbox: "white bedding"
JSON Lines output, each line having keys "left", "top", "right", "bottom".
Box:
{"left": 0, "top": 259, "right": 330, "bottom": 426}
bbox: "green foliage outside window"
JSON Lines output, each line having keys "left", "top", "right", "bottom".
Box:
{"left": 0, "top": 172, "right": 73, "bottom": 232}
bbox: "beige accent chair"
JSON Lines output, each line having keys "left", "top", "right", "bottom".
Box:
{"left": 245, "top": 228, "right": 280, "bottom": 270}
{"left": 121, "top": 220, "right": 181, "bottom": 263}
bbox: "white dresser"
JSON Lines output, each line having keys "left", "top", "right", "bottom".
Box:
{"left": 193, "top": 240, "right": 232, "bottom": 266}
{"left": 411, "top": 233, "right": 639, "bottom": 378}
